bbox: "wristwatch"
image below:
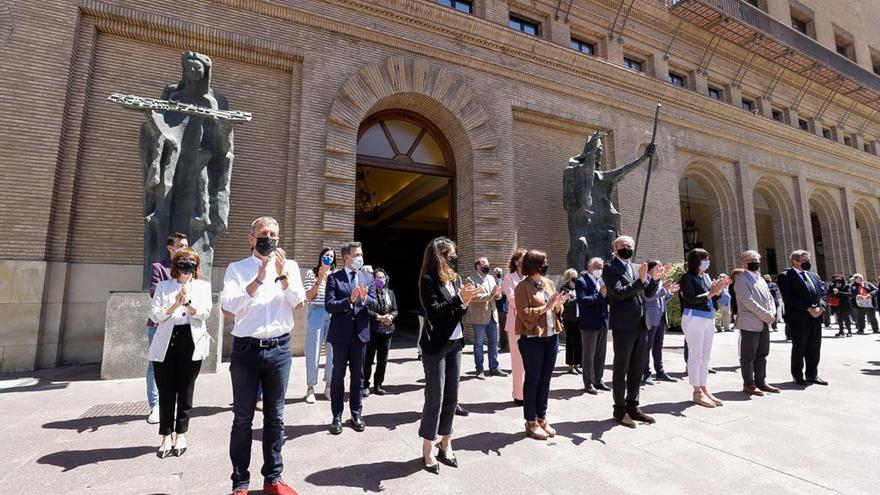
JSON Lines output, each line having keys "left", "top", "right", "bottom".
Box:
{"left": 275, "top": 273, "right": 289, "bottom": 283}
{"left": 183, "top": 300, "right": 192, "bottom": 307}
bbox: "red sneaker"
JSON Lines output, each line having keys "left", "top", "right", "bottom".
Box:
{"left": 264, "top": 480, "right": 299, "bottom": 495}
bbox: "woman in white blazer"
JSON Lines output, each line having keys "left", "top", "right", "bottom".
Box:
{"left": 149, "top": 247, "right": 212, "bottom": 458}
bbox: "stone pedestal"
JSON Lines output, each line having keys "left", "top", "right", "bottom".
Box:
{"left": 100, "top": 291, "right": 224, "bottom": 380}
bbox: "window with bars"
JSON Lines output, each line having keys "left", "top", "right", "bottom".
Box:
{"left": 509, "top": 15, "right": 540, "bottom": 36}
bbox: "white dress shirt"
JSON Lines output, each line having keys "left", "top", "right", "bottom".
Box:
{"left": 445, "top": 280, "right": 464, "bottom": 340}
{"left": 221, "top": 255, "right": 306, "bottom": 339}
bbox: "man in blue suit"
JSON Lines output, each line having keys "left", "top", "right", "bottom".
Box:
{"left": 575, "top": 257, "right": 610, "bottom": 395}
{"left": 325, "top": 241, "right": 379, "bottom": 434}
{"left": 777, "top": 249, "right": 828, "bottom": 386}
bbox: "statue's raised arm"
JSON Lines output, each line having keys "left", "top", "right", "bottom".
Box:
{"left": 600, "top": 143, "right": 656, "bottom": 184}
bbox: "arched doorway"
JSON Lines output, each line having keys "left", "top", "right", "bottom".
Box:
{"left": 753, "top": 177, "right": 798, "bottom": 275}
{"left": 809, "top": 188, "right": 848, "bottom": 279}
{"left": 355, "top": 110, "right": 454, "bottom": 327}
{"left": 854, "top": 199, "right": 880, "bottom": 278}
{"left": 679, "top": 163, "right": 739, "bottom": 273}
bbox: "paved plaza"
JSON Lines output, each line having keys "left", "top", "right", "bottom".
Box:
{"left": 2, "top": 326, "right": 878, "bottom": 495}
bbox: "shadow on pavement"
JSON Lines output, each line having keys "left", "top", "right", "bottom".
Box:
{"left": 37, "top": 446, "right": 155, "bottom": 471}
{"left": 548, "top": 388, "right": 585, "bottom": 401}
{"left": 640, "top": 400, "right": 693, "bottom": 417}
{"left": 459, "top": 400, "right": 518, "bottom": 415}
{"left": 362, "top": 411, "right": 421, "bottom": 430}
{"left": 43, "top": 414, "right": 143, "bottom": 433}
{"left": 712, "top": 390, "right": 752, "bottom": 402}
{"left": 454, "top": 431, "right": 521, "bottom": 455}
{"left": 376, "top": 383, "right": 422, "bottom": 395}
{"left": 304, "top": 459, "right": 423, "bottom": 492}
{"left": 553, "top": 419, "right": 617, "bottom": 445}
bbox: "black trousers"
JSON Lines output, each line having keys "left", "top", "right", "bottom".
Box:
{"left": 740, "top": 328, "right": 770, "bottom": 386}
{"left": 789, "top": 312, "right": 822, "bottom": 381}
{"left": 580, "top": 328, "right": 607, "bottom": 389}
{"left": 833, "top": 307, "right": 852, "bottom": 333}
{"left": 855, "top": 307, "right": 879, "bottom": 332}
{"left": 419, "top": 339, "right": 462, "bottom": 441}
{"left": 563, "top": 320, "right": 582, "bottom": 366}
{"left": 330, "top": 331, "right": 367, "bottom": 417}
{"left": 153, "top": 324, "right": 202, "bottom": 436}
{"left": 364, "top": 331, "right": 393, "bottom": 389}
{"left": 611, "top": 330, "right": 645, "bottom": 418}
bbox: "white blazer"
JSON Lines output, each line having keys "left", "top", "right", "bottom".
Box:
{"left": 148, "top": 278, "right": 213, "bottom": 362}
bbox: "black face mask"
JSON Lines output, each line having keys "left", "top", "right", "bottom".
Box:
{"left": 176, "top": 261, "right": 197, "bottom": 275}
{"left": 800, "top": 261, "right": 811, "bottom": 272}
{"left": 538, "top": 264, "right": 549, "bottom": 276}
{"left": 747, "top": 261, "right": 761, "bottom": 272}
{"left": 446, "top": 255, "right": 458, "bottom": 270}
{"left": 617, "top": 248, "right": 634, "bottom": 260}
{"left": 255, "top": 237, "right": 277, "bottom": 257}
{"left": 480, "top": 265, "right": 490, "bottom": 275}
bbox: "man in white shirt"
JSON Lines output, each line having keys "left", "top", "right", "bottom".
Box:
{"left": 221, "top": 216, "right": 305, "bottom": 495}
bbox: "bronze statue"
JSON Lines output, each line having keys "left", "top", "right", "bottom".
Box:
{"left": 110, "top": 51, "right": 251, "bottom": 286}
{"left": 564, "top": 132, "right": 655, "bottom": 270}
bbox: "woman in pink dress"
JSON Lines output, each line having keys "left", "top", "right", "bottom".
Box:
{"left": 501, "top": 249, "right": 527, "bottom": 405}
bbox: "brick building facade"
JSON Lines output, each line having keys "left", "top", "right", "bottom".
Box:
{"left": 2, "top": 0, "right": 879, "bottom": 371}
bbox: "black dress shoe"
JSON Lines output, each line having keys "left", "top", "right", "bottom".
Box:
{"left": 513, "top": 399, "right": 524, "bottom": 406}
{"left": 361, "top": 388, "right": 370, "bottom": 398}
{"left": 655, "top": 371, "right": 677, "bottom": 382}
{"left": 595, "top": 382, "right": 611, "bottom": 391}
{"left": 350, "top": 413, "right": 366, "bottom": 432}
{"left": 372, "top": 386, "right": 386, "bottom": 396}
{"left": 629, "top": 410, "right": 656, "bottom": 424}
{"left": 329, "top": 415, "right": 343, "bottom": 435}
{"left": 584, "top": 385, "right": 598, "bottom": 395}
{"left": 642, "top": 375, "right": 655, "bottom": 385}
{"left": 708, "top": 368, "right": 717, "bottom": 374}
{"left": 807, "top": 377, "right": 829, "bottom": 386}
{"left": 423, "top": 461, "right": 440, "bottom": 474}
{"left": 436, "top": 445, "right": 458, "bottom": 468}
{"left": 793, "top": 378, "right": 808, "bottom": 386}
{"left": 455, "top": 404, "right": 469, "bottom": 416}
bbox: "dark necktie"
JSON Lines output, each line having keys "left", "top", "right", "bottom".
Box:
{"left": 349, "top": 271, "right": 356, "bottom": 282}
{"left": 801, "top": 272, "right": 816, "bottom": 297}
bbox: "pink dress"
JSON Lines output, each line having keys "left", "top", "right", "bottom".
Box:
{"left": 501, "top": 272, "right": 525, "bottom": 401}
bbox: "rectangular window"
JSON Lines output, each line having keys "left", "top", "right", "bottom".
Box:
{"left": 741, "top": 98, "right": 755, "bottom": 111}
{"left": 844, "top": 135, "right": 852, "bottom": 146}
{"left": 624, "top": 57, "right": 643, "bottom": 72}
{"left": 570, "top": 38, "right": 595, "bottom": 55}
{"left": 791, "top": 17, "right": 808, "bottom": 34}
{"left": 864, "top": 142, "right": 873, "bottom": 153}
{"left": 790, "top": 4, "right": 815, "bottom": 39}
{"left": 772, "top": 109, "right": 783, "bottom": 122}
{"left": 822, "top": 127, "right": 832, "bottom": 140}
{"left": 834, "top": 28, "right": 856, "bottom": 61}
{"left": 708, "top": 86, "right": 722, "bottom": 100}
{"left": 668, "top": 72, "right": 686, "bottom": 87}
{"left": 509, "top": 15, "right": 540, "bottom": 36}
{"left": 437, "top": 0, "right": 473, "bottom": 13}
{"left": 798, "top": 118, "right": 809, "bottom": 131}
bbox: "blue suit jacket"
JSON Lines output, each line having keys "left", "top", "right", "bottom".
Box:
{"left": 574, "top": 271, "right": 608, "bottom": 331}
{"left": 325, "top": 268, "right": 379, "bottom": 344}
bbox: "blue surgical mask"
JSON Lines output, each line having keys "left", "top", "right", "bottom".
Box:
{"left": 700, "top": 260, "right": 711, "bottom": 272}
{"left": 321, "top": 255, "right": 333, "bottom": 266}
{"left": 352, "top": 255, "right": 364, "bottom": 270}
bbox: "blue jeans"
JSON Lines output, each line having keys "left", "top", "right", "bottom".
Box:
{"left": 472, "top": 319, "right": 499, "bottom": 373}
{"left": 518, "top": 334, "right": 559, "bottom": 421}
{"left": 146, "top": 326, "right": 159, "bottom": 408}
{"left": 304, "top": 304, "right": 333, "bottom": 386}
{"left": 229, "top": 336, "right": 292, "bottom": 491}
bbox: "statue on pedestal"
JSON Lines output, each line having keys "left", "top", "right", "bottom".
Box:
{"left": 564, "top": 132, "right": 655, "bottom": 271}
{"left": 109, "top": 51, "right": 252, "bottom": 286}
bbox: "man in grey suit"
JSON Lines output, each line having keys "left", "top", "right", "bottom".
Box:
{"left": 466, "top": 257, "right": 507, "bottom": 378}
{"left": 643, "top": 276, "right": 679, "bottom": 385}
{"left": 734, "top": 250, "right": 781, "bottom": 396}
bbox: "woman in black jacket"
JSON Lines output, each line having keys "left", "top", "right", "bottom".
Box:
{"left": 417, "top": 237, "right": 479, "bottom": 474}
{"left": 828, "top": 274, "right": 852, "bottom": 337}
{"left": 363, "top": 268, "right": 399, "bottom": 397}
{"left": 679, "top": 248, "right": 729, "bottom": 408}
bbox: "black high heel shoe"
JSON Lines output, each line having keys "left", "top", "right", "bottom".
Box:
{"left": 423, "top": 458, "right": 440, "bottom": 474}
{"left": 157, "top": 436, "right": 173, "bottom": 459}
{"left": 436, "top": 444, "right": 458, "bottom": 468}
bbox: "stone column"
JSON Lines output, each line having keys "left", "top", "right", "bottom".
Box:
{"left": 841, "top": 187, "right": 864, "bottom": 274}
{"left": 764, "top": 0, "right": 790, "bottom": 23}
{"left": 648, "top": 52, "right": 669, "bottom": 82}
{"left": 736, "top": 162, "right": 759, "bottom": 252}
{"left": 546, "top": 13, "right": 571, "bottom": 47}
{"left": 783, "top": 106, "right": 799, "bottom": 127}
{"left": 794, "top": 174, "right": 815, "bottom": 254}
{"left": 852, "top": 133, "right": 865, "bottom": 151}
{"left": 808, "top": 117, "right": 824, "bottom": 138}
{"left": 603, "top": 36, "right": 624, "bottom": 66}
{"left": 756, "top": 96, "right": 773, "bottom": 119}
{"left": 481, "top": 0, "right": 509, "bottom": 26}
{"left": 689, "top": 69, "right": 708, "bottom": 95}
{"left": 725, "top": 83, "right": 743, "bottom": 107}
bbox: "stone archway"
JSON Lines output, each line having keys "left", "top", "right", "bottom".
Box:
{"left": 808, "top": 187, "right": 848, "bottom": 278}
{"left": 680, "top": 162, "right": 741, "bottom": 271}
{"left": 853, "top": 198, "right": 880, "bottom": 278}
{"left": 322, "top": 56, "right": 503, "bottom": 265}
{"left": 753, "top": 175, "right": 799, "bottom": 274}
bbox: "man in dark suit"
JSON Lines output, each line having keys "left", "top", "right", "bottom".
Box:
{"left": 602, "top": 236, "right": 666, "bottom": 428}
{"left": 777, "top": 250, "right": 828, "bottom": 386}
{"left": 325, "top": 241, "right": 379, "bottom": 434}
{"left": 575, "top": 257, "right": 610, "bottom": 395}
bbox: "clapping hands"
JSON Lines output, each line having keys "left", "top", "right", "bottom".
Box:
{"left": 349, "top": 284, "right": 369, "bottom": 304}
{"left": 459, "top": 282, "right": 480, "bottom": 306}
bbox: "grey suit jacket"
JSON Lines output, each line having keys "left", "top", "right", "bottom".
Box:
{"left": 733, "top": 271, "right": 777, "bottom": 332}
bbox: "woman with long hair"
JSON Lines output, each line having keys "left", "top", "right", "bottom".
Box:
{"left": 302, "top": 247, "right": 337, "bottom": 404}
{"left": 515, "top": 250, "right": 568, "bottom": 440}
{"left": 417, "top": 237, "right": 480, "bottom": 473}
{"left": 679, "top": 248, "right": 730, "bottom": 408}
{"left": 501, "top": 248, "right": 528, "bottom": 405}
{"left": 149, "top": 247, "right": 212, "bottom": 458}
{"left": 363, "top": 268, "right": 398, "bottom": 396}
{"left": 559, "top": 268, "right": 582, "bottom": 374}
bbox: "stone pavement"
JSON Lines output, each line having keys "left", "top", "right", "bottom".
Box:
{"left": 2, "top": 325, "right": 878, "bottom": 495}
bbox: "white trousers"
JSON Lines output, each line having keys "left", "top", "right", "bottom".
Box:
{"left": 682, "top": 313, "right": 715, "bottom": 387}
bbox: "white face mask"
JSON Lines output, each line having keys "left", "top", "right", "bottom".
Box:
{"left": 351, "top": 255, "right": 364, "bottom": 270}
{"left": 700, "top": 260, "right": 711, "bottom": 272}
{"left": 591, "top": 269, "right": 603, "bottom": 279}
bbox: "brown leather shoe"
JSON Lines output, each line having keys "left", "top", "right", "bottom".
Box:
{"left": 693, "top": 391, "right": 716, "bottom": 408}
{"left": 525, "top": 421, "right": 549, "bottom": 440}
{"left": 615, "top": 414, "right": 636, "bottom": 428}
{"left": 743, "top": 385, "right": 765, "bottom": 396}
{"left": 757, "top": 383, "right": 780, "bottom": 393}
{"left": 537, "top": 418, "right": 556, "bottom": 437}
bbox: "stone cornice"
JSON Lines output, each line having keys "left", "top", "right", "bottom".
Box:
{"left": 209, "top": 0, "right": 880, "bottom": 179}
